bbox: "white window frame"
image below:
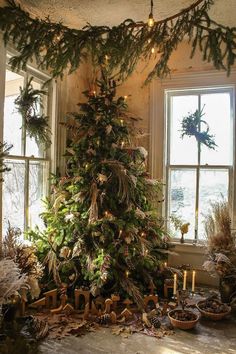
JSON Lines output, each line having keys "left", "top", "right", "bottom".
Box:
{"left": 150, "top": 70, "right": 236, "bottom": 243}
{"left": 0, "top": 41, "right": 58, "bottom": 239}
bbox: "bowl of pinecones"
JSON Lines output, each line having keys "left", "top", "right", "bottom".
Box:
{"left": 196, "top": 299, "right": 231, "bottom": 320}
{"left": 168, "top": 309, "right": 199, "bottom": 330}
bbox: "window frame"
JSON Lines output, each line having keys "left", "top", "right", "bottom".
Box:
{"left": 0, "top": 45, "right": 57, "bottom": 238}
{"left": 165, "top": 86, "right": 234, "bottom": 242}
{"left": 149, "top": 70, "right": 236, "bottom": 244}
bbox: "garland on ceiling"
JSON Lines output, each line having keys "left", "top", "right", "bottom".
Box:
{"left": 0, "top": 0, "right": 235, "bottom": 83}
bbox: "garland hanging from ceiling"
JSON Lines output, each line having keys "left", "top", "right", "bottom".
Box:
{"left": 0, "top": 0, "right": 235, "bottom": 83}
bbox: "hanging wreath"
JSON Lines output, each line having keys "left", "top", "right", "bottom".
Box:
{"left": 14, "top": 77, "right": 51, "bottom": 149}
{"left": 0, "top": 0, "right": 235, "bottom": 83}
{"left": 180, "top": 106, "right": 217, "bottom": 149}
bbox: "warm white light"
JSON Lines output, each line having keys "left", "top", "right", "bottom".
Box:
{"left": 151, "top": 47, "right": 155, "bottom": 54}
{"left": 148, "top": 14, "right": 155, "bottom": 27}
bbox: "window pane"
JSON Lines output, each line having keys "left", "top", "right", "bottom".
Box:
{"left": 4, "top": 70, "right": 24, "bottom": 155}
{"left": 2, "top": 160, "right": 25, "bottom": 234}
{"left": 26, "top": 79, "right": 45, "bottom": 158}
{"left": 170, "top": 95, "right": 198, "bottom": 165}
{"left": 200, "top": 93, "right": 232, "bottom": 166}
{"left": 198, "top": 169, "right": 229, "bottom": 239}
{"left": 169, "top": 169, "right": 196, "bottom": 240}
{"left": 29, "top": 160, "right": 48, "bottom": 229}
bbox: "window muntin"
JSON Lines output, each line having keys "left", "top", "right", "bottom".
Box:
{"left": 166, "top": 87, "right": 234, "bottom": 241}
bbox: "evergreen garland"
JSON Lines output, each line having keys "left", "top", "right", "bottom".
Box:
{"left": 0, "top": 0, "right": 235, "bottom": 83}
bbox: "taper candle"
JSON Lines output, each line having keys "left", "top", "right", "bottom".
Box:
{"left": 192, "top": 270, "right": 196, "bottom": 292}
{"left": 183, "top": 270, "right": 187, "bottom": 290}
{"left": 173, "top": 274, "right": 177, "bottom": 295}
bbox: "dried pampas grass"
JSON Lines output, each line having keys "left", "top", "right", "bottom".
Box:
{"left": 204, "top": 201, "right": 235, "bottom": 253}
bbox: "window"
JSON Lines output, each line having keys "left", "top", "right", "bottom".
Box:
{"left": 0, "top": 61, "right": 52, "bottom": 235}
{"left": 165, "top": 87, "right": 234, "bottom": 241}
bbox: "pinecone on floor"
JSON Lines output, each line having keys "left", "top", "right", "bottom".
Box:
{"left": 97, "top": 313, "right": 110, "bottom": 325}
{"left": 149, "top": 315, "right": 161, "bottom": 328}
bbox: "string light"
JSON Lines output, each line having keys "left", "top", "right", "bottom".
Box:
{"left": 120, "top": 119, "right": 124, "bottom": 126}
{"left": 147, "top": 0, "right": 155, "bottom": 28}
{"left": 119, "top": 230, "right": 123, "bottom": 237}
{"left": 125, "top": 270, "right": 130, "bottom": 278}
{"left": 151, "top": 47, "right": 155, "bottom": 54}
{"left": 85, "top": 163, "right": 89, "bottom": 170}
{"left": 121, "top": 141, "right": 125, "bottom": 148}
{"left": 141, "top": 232, "right": 146, "bottom": 237}
{"left": 123, "top": 95, "right": 128, "bottom": 101}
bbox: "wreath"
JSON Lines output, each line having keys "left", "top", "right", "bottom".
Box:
{"left": 180, "top": 107, "right": 217, "bottom": 150}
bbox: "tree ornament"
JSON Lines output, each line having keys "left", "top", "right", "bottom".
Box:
{"left": 124, "top": 245, "right": 129, "bottom": 257}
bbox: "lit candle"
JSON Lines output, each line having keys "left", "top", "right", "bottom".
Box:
{"left": 183, "top": 270, "right": 187, "bottom": 290}
{"left": 173, "top": 274, "right": 177, "bottom": 295}
{"left": 192, "top": 270, "right": 196, "bottom": 292}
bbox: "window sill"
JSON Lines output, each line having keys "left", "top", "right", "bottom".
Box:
{"left": 169, "top": 241, "right": 206, "bottom": 254}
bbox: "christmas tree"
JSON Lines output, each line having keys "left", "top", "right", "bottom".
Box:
{"left": 30, "top": 71, "right": 168, "bottom": 307}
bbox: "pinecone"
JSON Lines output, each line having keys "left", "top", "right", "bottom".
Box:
{"left": 149, "top": 316, "right": 161, "bottom": 328}
{"left": 126, "top": 257, "right": 135, "bottom": 270}
{"left": 97, "top": 313, "right": 110, "bottom": 325}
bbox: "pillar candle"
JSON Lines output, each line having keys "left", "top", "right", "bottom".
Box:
{"left": 173, "top": 274, "right": 177, "bottom": 295}
{"left": 183, "top": 270, "right": 187, "bottom": 290}
{"left": 192, "top": 270, "right": 196, "bottom": 292}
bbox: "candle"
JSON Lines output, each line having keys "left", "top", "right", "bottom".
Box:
{"left": 192, "top": 270, "right": 196, "bottom": 292}
{"left": 173, "top": 274, "right": 177, "bottom": 295}
{"left": 183, "top": 270, "right": 187, "bottom": 290}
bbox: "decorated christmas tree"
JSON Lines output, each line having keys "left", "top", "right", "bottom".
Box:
{"left": 30, "top": 71, "right": 168, "bottom": 307}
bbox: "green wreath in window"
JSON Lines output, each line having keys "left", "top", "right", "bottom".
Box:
{"left": 15, "top": 77, "right": 51, "bottom": 149}
{"left": 180, "top": 106, "right": 217, "bottom": 150}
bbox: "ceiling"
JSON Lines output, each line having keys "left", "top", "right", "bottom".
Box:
{"left": 0, "top": 0, "right": 234, "bottom": 29}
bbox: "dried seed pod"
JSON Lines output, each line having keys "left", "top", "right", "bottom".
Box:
{"left": 149, "top": 315, "right": 161, "bottom": 328}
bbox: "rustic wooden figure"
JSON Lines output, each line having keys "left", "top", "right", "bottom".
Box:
{"left": 29, "top": 297, "right": 46, "bottom": 309}
{"left": 91, "top": 300, "right": 98, "bottom": 315}
{"left": 110, "top": 311, "right": 117, "bottom": 324}
{"left": 83, "top": 303, "right": 90, "bottom": 320}
{"left": 164, "top": 278, "right": 174, "bottom": 298}
{"left": 104, "top": 298, "right": 113, "bottom": 313}
{"left": 120, "top": 308, "right": 132, "bottom": 320}
{"left": 44, "top": 289, "right": 58, "bottom": 309}
{"left": 143, "top": 295, "right": 158, "bottom": 311}
{"left": 74, "top": 289, "right": 90, "bottom": 310}
{"left": 123, "top": 298, "right": 133, "bottom": 309}
{"left": 111, "top": 294, "right": 120, "bottom": 310}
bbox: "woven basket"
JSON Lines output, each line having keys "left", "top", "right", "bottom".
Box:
{"left": 168, "top": 309, "right": 199, "bottom": 330}
{"left": 196, "top": 300, "right": 231, "bottom": 321}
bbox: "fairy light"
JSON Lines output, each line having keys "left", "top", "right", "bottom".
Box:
{"left": 105, "top": 211, "right": 109, "bottom": 217}
{"left": 85, "top": 163, "right": 89, "bottom": 170}
{"left": 151, "top": 47, "right": 155, "bottom": 54}
{"left": 119, "top": 230, "right": 123, "bottom": 237}
{"left": 141, "top": 232, "right": 146, "bottom": 237}
{"left": 121, "top": 141, "right": 125, "bottom": 148}
{"left": 123, "top": 95, "right": 128, "bottom": 101}
{"left": 125, "top": 270, "right": 130, "bottom": 278}
{"left": 147, "top": 0, "right": 155, "bottom": 28}
{"left": 120, "top": 119, "right": 124, "bottom": 126}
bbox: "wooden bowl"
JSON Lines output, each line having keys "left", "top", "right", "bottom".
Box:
{"left": 168, "top": 309, "right": 199, "bottom": 330}
{"left": 196, "top": 300, "right": 231, "bottom": 321}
